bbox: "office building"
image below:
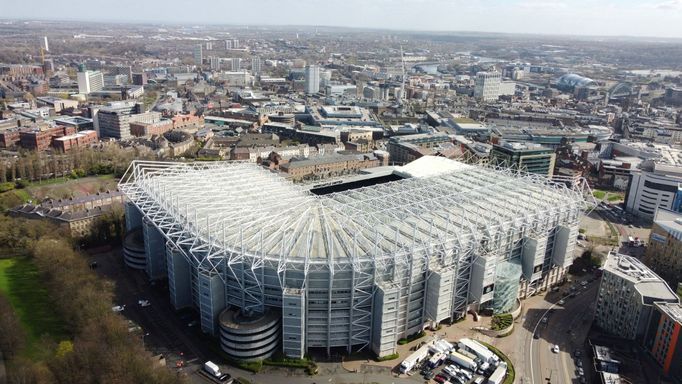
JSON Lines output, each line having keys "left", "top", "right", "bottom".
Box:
{"left": 132, "top": 72, "right": 148, "bottom": 86}
{"left": 120, "top": 156, "right": 588, "bottom": 359}
{"left": 77, "top": 70, "right": 104, "bottom": 94}
{"left": 595, "top": 252, "right": 679, "bottom": 341}
{"left": 96, "top": 101, "right": 145, "bottom": 140}
{"left": 474, "top": 71, "right": 501, "bottom": 102}
{"left": 304, "top": 64, "right": 320, "bottom": 94}
{"left": 625, "top": 164, "right": 682, "bottom": 219}
{"left": 490, "top": 141, "right": 556, "bottom": 177}
{"left": 193, "top": 44, "right": 203, "bottom": 65}
{"left": 643, "top": 208, "right": 682, "bottom": 286}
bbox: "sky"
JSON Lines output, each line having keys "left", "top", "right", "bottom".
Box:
{"left": 4, "top": 0, "right": 682, "bottom": 38}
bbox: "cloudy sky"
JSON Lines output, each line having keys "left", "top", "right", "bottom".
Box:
{"left": 4, "top": 0, "right": 682, "bottom": 38}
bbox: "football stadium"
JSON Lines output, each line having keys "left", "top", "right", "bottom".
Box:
{"left": 119, "top": 156, "right": 590, "bottom": 360}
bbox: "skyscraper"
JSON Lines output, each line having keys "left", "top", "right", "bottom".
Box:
{"left": 304, "top": 64, "right": 320, "bottom": 94}
{"left": 252, "top": 56, "right": 262, "bottom": 75}
{"left": 41, "top": 36, "right": 49, "bottom": 52}
{"left": 474, "top": 71, "right": 501, "bottom": 101}
{"left": 194, "top": 44, "right": 203, "bottom": 65}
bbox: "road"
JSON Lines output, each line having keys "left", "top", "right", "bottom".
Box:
{"left": 524, "top": 279, "right": 599, "bottom": 384}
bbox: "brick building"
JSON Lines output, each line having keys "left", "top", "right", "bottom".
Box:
{"left": 52, "top": 130, "right": 98, "bottom": 152}
{"left": 280, "top": 153, "right": 384, "bottom": 181}
{"left": 172, "top": 114, "right": 204, "bottom": 132}
{"left": 0, "top": 129, "right": 21, "bottom": 148}
{"left": 130, "top": 119, "right": 174, "bottom": 137}
{"left": 19, "top": 126, "right": 76, "bottom": 151}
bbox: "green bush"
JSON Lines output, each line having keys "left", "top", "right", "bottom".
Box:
{"left": 376, "top": 353, "right": 399, "bottom": 362}
{"left": 578, "top": 228, "right": 586, "bottom": 234}
{"left": 397, "top": 330, "right": 426, "bottom": 345}
{"left": 15, "top": 180, "right": 29, "bottom": 189}
{"left": 491, "top": 314, "right": 513, "bottom": 331}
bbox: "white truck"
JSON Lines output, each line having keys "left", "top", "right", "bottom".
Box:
{"left": 486, "top": 364, "right": 507, "bottom": 384}
{"left": 458, "top": 338, "right": 498, "bottom": 365}
{"left": 447, "top": 351, "right": 478, "bottom": 371}
{"left": 399, "top": 342, "right": 432, "bottom": 373}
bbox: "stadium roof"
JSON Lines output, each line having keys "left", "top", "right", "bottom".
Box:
{"left": 119, "top": 157, "right": 591, "bottom": 273}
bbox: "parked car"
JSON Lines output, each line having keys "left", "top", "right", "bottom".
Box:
{"left": 112, "top": 305, "right": 125, "bottom": 312}
{"left": 558, "top": 299, "right": 566, "bottom": 305}
{"left": 552, "top": 345, "right": 560, "bottom": 353}
{"left": 138, "top": 299, "right": 151, "bottom": 307}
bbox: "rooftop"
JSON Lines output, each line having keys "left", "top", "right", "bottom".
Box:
{"left": 653, "top": 208, "right": 682, "bottom": 242}
{"left": 119, "top": 157, "right": 589, "bottom": 269}
{"left": 656, "top": 302, "right": 682, "bottom": 324}
{"left": 604, "top": 252, "right": 679, "bottom": 303}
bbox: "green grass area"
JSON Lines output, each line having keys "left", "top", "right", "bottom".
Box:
{"left": 480, "top": 342, "right": 515, "bottom": 384}
{"left": 606, "top": 193, "right": 623, "bottom": 202}
{"left": 592, "top": 190, "right": 606, "bottom": 199}
{"left": 0, "top": 258, "right": 68, "bottom": 358}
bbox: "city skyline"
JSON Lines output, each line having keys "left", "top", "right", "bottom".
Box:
{"left": 3, "top": 0, "right": 682, "bottom": 39}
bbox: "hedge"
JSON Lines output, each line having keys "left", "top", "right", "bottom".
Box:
{"left": 376, "top": 353, "right": 399, "bottom": 362}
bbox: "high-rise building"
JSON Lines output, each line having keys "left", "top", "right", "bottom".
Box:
{"left": 304, "top": 64, "right": 320, "bottom": 94}
{"left": 645, "top": 302, "right": 682, "bottom": 382}
{"left": 194, "top": 44, "right": 203, "bottom": 65}
{"left": 251, "top": 56, "right": 261, "bottom": 75}
{"left": 132, "top": 73, "right": 148, "bottom": 86}
{"left": 595, "top": 252, "right": 678, "bottom": 341}
{"left": 474, "top": 71, "right": 501, "bottom": 101}
{"left": 643, "top": 208, "right": 682, "bottom": 285}
{"left": 209, "top": 57, "right": 221, "bottom": 71}
{"left": 206, "top": 41, "right": 213, "bottom": 50}
{"left": 77, "top": 70, "right": 104, "bottom": 94}
{"left": 320, "top": 70, "right": 332, "bottom": 88}
{"left": 490, "top": 141, "right": 556, "bottom": 177}
{"left": 96, "top": 101, "right": 147, "bottom": 140}
{"left": 41, "top": 36, "right": 49, "bottom": 52}
{"left": 230, "top": 58, "right": 241, "bottom": 72}
{"left": 225, "top": 39, "right": 239, "bottom": 49}
{"left": 625, "top": 164, "right": 682, "bottom": 219}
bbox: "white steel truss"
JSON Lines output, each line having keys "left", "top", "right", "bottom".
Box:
{"left": 119, "top": 159, "right": 594, "bottom": 351}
